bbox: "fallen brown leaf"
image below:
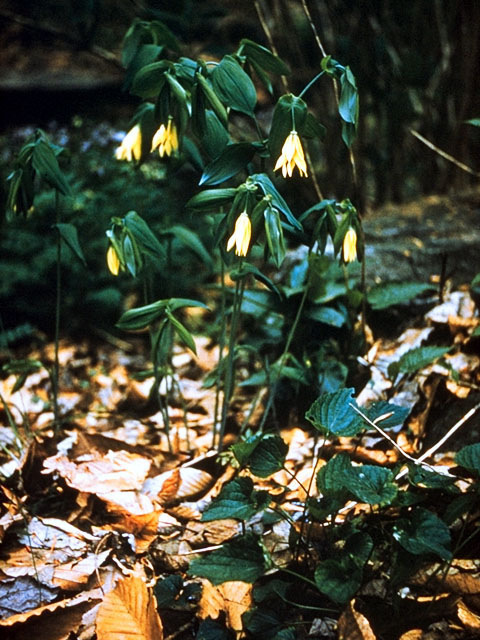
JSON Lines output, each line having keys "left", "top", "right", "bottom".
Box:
{"left": 96, "top": 575, "right": 163, "bottom": 640}
{"left": 337, "top": 599, "right": 376, "bottom": 640}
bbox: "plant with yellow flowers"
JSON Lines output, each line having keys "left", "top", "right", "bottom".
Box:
{"left": 109, "top": 16, "right": 363, "bottom": 450}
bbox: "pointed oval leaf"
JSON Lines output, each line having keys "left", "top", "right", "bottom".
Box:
{"left": 200, "top": 142, "right": 257, "bottom": 186}
{"left": 187, "top": 188, "right": 237, "bottom": 211}
{"left": 305, "top": 388, "right": 364, "bottom": 437}
{"left": 202, "top": 477, "right": 271, "bottom": 522}
{"left": 392, "top": 507, "right": 452, "bottom": 560}
{"left": 188, "top": 533, "right": 266, "bottom": 585}
{"left": 211, "top": 55, "right": 257, "bottom": 117}
{"left": 247, "top": 434, "right": 288, "bottom": 478}
{"left": 116, "top": 300, "right": 168, "bottom": 330}
{"left": 54, "top": 223, "right": 86, "bottom": 266}
{"left": 455, "top": 443, "right": 480, "bottom": 475}
{"left": 343, "top": 464, "right": 397, "bottom": 506}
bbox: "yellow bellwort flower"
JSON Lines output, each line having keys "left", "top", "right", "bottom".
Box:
{"left": 151, "top": 117, "right": 179, "bottom": 157}
{"left": 106, "top": 245, "right": 121, "bottom": 276}
{"left": 227, "top": 212, "right": 252, "bottom": 257}
{"left": 115, "top": 124, "right": 142, "bottom": 162}
{"left": 343, "top": 226, "right": 358, "bottom": 263}
{"left": 274, "top": 130, "right": 308, "bottom": 178}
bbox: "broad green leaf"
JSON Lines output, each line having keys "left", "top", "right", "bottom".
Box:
{"left": 393, "top": 507, "right": 452, "bottom": 560}
{"left": 202, "top": 477, "right": 271, "bottom": 521}
{"left": 124, "top": 211, "right": 165, "bottom": 260}
{"left": 367, "top": 281, "right": 434, "bottom": 310}
{"left": 456, "top": 443, "right": 480, "bottom": 475}
{"left": 305, "top": 305, "right": 346, "bottom": 327}
{"left": 199, "top": 142, "right": 257, "bottom": 186}
{"left": 187, "top": 188, "right": 237, "bottom": 210}
{"left": 314, "top": 556, "right": 363, "bottom": 604}
{"left": 339, "top": 66, "right": 358, "bottom": 124}
{"left": 197, "top": 618, "right": 235, "bottom": 640}
{"left": 123, "top": 43, "right": 164, "bottom": 92}
{"left": 388, "top": 345, "right": 451, "bottom": 379}
{"left": 211, "top": 55, "right": 257, "bottom": 117}
{"left": 231, "top": 433, "right": 263, "bottom": 466}
{"left": 163, "top": 225, "right": 213, "bottom": 267}
{"left": 305, "top": 388, "right": 364, "bottom": 437}
{"left": 195, "top": 72, "right": 229, "bottom": 129}
{"left": 316, "top": 452, "right": 351, "bottom": 496}
{"left": 407, "top": 464, "right": 457, "bottom": 490}
{"left": 343, "top": 464, "right": 398, "bottom": 506}
{"left": 166, "top": 311, "right": 197, "bottom": 354}
{"left": 188, "top": 533, "right": 266, "bottom": 584}
{"left": 247, "top": 434, "right": 288, "bottom": 478}
{"left": 264, "top": 205, "right": 286, "bottom": 268}
{"left": 465, "top": 118, "right": 480, "bottom": 127}
{"left": 202, "top": 109, "right": 230, "bottom": 159}
{"left": 154, "top": 575, "right": 183, "bottom": 607}
{"left": 364, "top": 401, "right": 409, "bottom": 429}
{"left": 231, "top": 263, "right": 281, "bottom": 297}
{"left": 116, "top": 300, "right": 168, "bottom": 330}
{"left": 54, "top": 223, "right": 86, "bottom": 266}
{"left": 32, "top": 140, "right": 71, "bottom": 196}
{"left": 250, "top": 173, "right": 302, "bottom": 231}
{"left": 240, "top": 39, "right": 290, "bottom": 75}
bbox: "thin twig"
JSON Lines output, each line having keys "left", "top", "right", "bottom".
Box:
{"left": 410, "top": 129, "right": 480, "bottom": 177}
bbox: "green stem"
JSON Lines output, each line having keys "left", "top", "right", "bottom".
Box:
{"left": 217, "top": 274, "right": 246, "bottom": 451}
{"left": 213, "top": 260, "right": 227, "bottom": 447}
{"left": 259, "top": 270, "right": 311, "bottom": 431}
{"left": 298, "top": 71, "right": 325, "bottom": 99}
{"left": 53, "top": 191, "right": 61, "bottom": 431}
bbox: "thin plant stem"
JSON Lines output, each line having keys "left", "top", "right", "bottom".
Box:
{"left": 217, "top": 274, "right": 246, "bottom": 451}
{"left": 259, "top": 263, "right": 312, "bottom": 431}
{"left": 53, "top": 191, "right": 61, "bottom": 431}
{"left": 213, "top": 260, "right": 227, "bottom": 447}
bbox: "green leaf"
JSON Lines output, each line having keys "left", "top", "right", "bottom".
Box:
{"left": 195, "top": 72, "right": 229, "bottom": 130}
{"left": 305, "top": 305, "right": 346, "bottom": 328}
{"left": 456, "top": 443, "right": 480, "bottom": 475}
{"left": 407, "top": 464, "right": 457, "bottom": 490}
{"left": 202, "top": 477, "right": 271, "bottom": 521}
{"left": 202, "top": 109, "right": 230, "bottom": 159}
{"left": 268, "top": 94, "right": 308, "bottom": 161}
{"left": 231, "top": 433, "right": 263, "bottom": 466}
{"left": 232, "top": 263, "right": 281, "bottom": 297}
{"left": 316, "top": 452, "right": 351, "bottom": 496}
{"left": 393, "top": 507, "right": 452, "bottom": 560}
{"left": 165, "top": 310, "right": 197, "bottom": 354}
{"left": 240, "top": 39, "right": 290, "bottom": 76}
{"left": 163, "top": 225, "right": 213, "bottom": 267}
{"left": 200, "top": 142, "right": 257, "bottom": 186}
{"left": 32, "top": 139, "right": 72, "bottom": 196}
{"left": 264, "top": 205, "right": 286, "bottom": 268}
{"left": 211, "top": 55, "right": 257, "bottom": 117}
{"left": 250, "top": 173, "right": 302, "bottom": 231}
{"left": 168, "top": 297, "right": 208, "bottom": 312}
{"left": 367, "top": 281, "right": 434, "bottom": 310}
{"left": 305, "top": 388, "right": 364, "bottom": 437}
{"left": 314, "top": 556, "right": 363, "bottom": 604}
{"left": 343, "top": 465, "right": 398, "bottom": 506}
{"left": 187, "top": 188, "right": 237, "bottom": 211}
{"left": 465, "top": 118, "right": 480, "bottom": 127}
{"left": 197, "top": 618, "right": 235, "bottom": 640}
{"left": 153, "top": 575, "right": 183, "bottom": 607}
{"left": 388, "top": 345, "right": 451, "bottom": 379}
{"left": 188, "top": 533, "right": 266, "bottom": 584}
{"left": 126, "top": 46, "right": 165, "bottom": 92}
{"left": 364, "top": 401, "right": 409, "bottom": 429}
{"left": 124, "top": 211, "right": 165, "bottom": 261}
{"left": 247, "top": 434, "right": 288, "bottom": 478}
{"left": 338, "top": 66, "right": 358, "bottom": 125}
{"left": 116, "top": 300, "right": 168, "bottom": 330}
{"left": 54, "top": 223, "right": 86, "bottom": 266}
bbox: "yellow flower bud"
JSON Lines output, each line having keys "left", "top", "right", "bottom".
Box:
{"left": 343, "top": 226, "right": 357, "bottom": 263}
{"left": 226, "top": 212, "right": 252, "bottom": 257}
{"left": 107, "top": 245, "right": 120, "bottom": 275}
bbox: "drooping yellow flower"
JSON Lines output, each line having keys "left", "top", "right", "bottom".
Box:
{"left": 106, "top": 245, "right": 121, "bottom": 275}
{"left": 227, "top": 211, "right": 252, "bottom": 257}
{"left": 343, "top": 226, "right": 357, "bottom": 263}
{"left": 115, "top": 124, "right": 142, "bottom": 162}
{"left": 274, "top": 130, "right": 308, "bottom": 178}
{"left": 151, "top": 117, "right": 179, "bottom": 157}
